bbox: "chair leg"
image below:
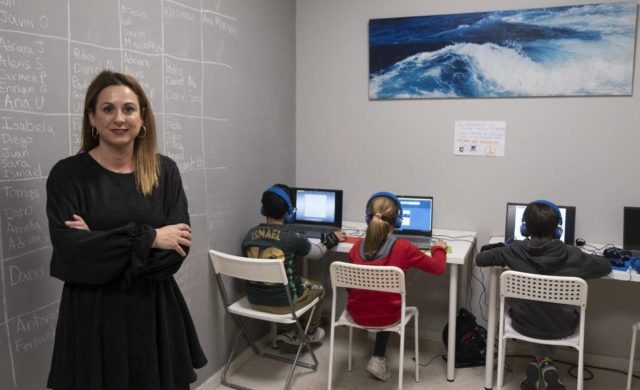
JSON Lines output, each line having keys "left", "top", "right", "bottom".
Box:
{"left": 414, "top": 312, "right": 420, "bottom": 383}
{"left": 577, "top": 345, "right": 584, "bottom": 390}
{"left": 348, "top": 327, "right": 353, "bottom": 371}
{"left": 256, "top": 314, "right": 317, "bottom": 369}
{"left": 283, "top": 306, "right": 319, "bottom": 390}
{"left": 328, "top": 323, "right": 336, "bottom": 390}
{"left": 270, "top": 322, "right": 278, "bottom": 349}
{"left": 496, "top": 336, "right": 507, "bottom": 390}
{"left": 228, "top": 310, "right": 261, "bottom": 356}
{"left": 398, "top": 328, "right": 405, "bottom": 390}
{"left": 221, "top": 320, "right": 254, "bottom": 390}
{"left": 627, "top": 323, "right": 638, "bottom": 390}
{"left": 223, "top": 314, "right": 319, "bottom": 390}
{"left": 238, "top": 314, "right": 322, "bottom": 389}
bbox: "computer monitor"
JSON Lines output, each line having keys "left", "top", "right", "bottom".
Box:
{"left": 623, "top": 207, "right": 640, "bottom": 251}
{"left": 394, "top": 195, "right": 433, "bottom": 237}
{"left": 505, "top": 202, "right": 576, "bottom": 245}
{"left": 293, "top": 187, "right": 343, "bottom": 227}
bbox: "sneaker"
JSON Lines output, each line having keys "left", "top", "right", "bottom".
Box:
{"left": 307, "top": 327, "right": 325, "bottom": 343}
{"left": 520, "top": 360, "right": 540, "bottom": 390}
{"left": 366, "top": 355, "right": 391, "bottom": 382}
{"left": 272, "top": 329, "right": 301, "bottom": 348}
{"left": 272, "top": 328, "right": 325, "bottom": 348}
{"left": 303, "top": 279, "right": 324, "bottom": 292}
{"left": 541, "top": 361, "right": 566, "bottom": 390}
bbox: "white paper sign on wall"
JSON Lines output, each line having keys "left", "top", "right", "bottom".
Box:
{"left": 454, "top": 120, "right": 506, "bottom": 157}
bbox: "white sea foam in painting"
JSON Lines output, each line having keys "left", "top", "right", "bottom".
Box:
{"left": 369, "top": 2, "right": 637, "bottom": 98}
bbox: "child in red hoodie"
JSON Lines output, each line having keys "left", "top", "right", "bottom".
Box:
{"left": 347, "top": 191, "right": 447, "bottom": 381}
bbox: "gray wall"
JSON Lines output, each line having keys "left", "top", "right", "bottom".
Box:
{"left": 0, "top": 0, "right": 295, "bottom": 388}
{"left": 296, "top": 0, "right": 640, "bottom": 359}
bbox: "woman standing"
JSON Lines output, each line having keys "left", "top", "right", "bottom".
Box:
{"left": 46, "top": 70, "right": 207, "bottom": 389}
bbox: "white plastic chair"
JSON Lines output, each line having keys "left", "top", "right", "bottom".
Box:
{"left": 627, "top": 321, "right": 640, "bottom": 390}
{"left": 208, "top": 249, "right": 320, "bottom": 390}
{"left": 496, "top": 270, "right": 588, "bottom": 390}
{"left": 327, "top": 261, "right": 419, "bottom": 390}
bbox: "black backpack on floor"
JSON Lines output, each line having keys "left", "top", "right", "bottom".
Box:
{"left": 442, "top": 308, "right": 487, "bottom": 367}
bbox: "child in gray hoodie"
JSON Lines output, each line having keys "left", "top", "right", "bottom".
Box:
{"left": 476, "top": 200, "right": 611, "bottom": 390}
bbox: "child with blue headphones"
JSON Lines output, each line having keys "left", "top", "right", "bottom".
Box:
{"left": 241, "top": 184, "right": 345, "bottom": 347}
{"left": 346, "top": 192, "right": 448, "bottom": 382}
{"left": 476, "top": 200, "right": 611, "bottom": 390}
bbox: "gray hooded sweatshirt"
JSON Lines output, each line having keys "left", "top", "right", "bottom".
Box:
{"left": 476, "top": 239, "right": 611, "bottom": 339}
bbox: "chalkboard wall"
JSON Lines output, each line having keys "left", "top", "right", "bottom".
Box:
{"left": 0, "top": 0, "right": 296, "bottom": 388}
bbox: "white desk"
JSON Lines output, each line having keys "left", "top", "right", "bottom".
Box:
{"left": 328, "top": 221, "right": 477, "bottom": 382}
{"left": 482, "top": 236, "right": 639, "bottom": 389}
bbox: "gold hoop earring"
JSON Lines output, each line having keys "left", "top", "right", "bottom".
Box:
{"left": 91, "top": 127, "right": 98, "bottom": 139}
{"left": 139, "top": 125, "right": 147, "bottom": 139}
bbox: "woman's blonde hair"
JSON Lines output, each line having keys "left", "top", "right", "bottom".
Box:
{"left": 364, "top": 196, "right": 399, "bottom": 258}
{"left": 80, "top": 70, "right": 159, "bottom": 196}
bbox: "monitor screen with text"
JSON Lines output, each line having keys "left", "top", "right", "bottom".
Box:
{"left": 394, "top": 195, "right": 433, "bottom": 237}
{"left": 294, "top": 188, "right": 343, "bottom": 227}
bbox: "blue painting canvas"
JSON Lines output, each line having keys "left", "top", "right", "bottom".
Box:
{"left": 369, "top": 2, "right": 638, "bottom": 99}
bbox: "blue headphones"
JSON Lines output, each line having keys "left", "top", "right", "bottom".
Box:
{"left": 365, "top": 191, "right": 403, "bottom": 229}
{"left": 520, "top": 199, "right": 563, "bottom": 239}
{"left": 261, "top": 185, "right": 296, "bottom": 223}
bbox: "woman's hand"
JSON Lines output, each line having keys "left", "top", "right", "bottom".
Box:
{"left": 64, "top": 214, "right": 90, "bottom": 230}
{"left": 153, "top": 223, "right": 192, "bottom": 256}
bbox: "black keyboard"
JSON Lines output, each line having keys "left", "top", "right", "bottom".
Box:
{"left": 298, "top": 230, "right": 322, "bottom": 239}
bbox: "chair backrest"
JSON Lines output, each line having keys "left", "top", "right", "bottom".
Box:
{"left": 500, "top": 270, "right": 588, "bottom": 308}
{"left": 330, "top": 261, "right": 405, "bottom": 294}
{"left": 209, "top": 249, "right": 288, "bottom": 285}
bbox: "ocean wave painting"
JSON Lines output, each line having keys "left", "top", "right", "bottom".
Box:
{"left": 369, "top": 2, "right": 638, "bottom": 99}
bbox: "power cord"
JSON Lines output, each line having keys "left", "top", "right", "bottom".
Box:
{"left": 579, "top": 242, "right": 635, "bottom": 280}
{"left": 341, "top": 224, "right": 365, "bottom": 237}
{"left": 413, "top": 354, "right": 446, "bottom": 367}
{"left": 581, "top": 242, "right": 617, "bottom": 256}
{"left": 469, "top": 261, "right": 489, "bottom": 322}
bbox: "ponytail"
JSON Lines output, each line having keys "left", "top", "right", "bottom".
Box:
{"left": 364, "top": 197, "right": 398, "bottom": 258}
